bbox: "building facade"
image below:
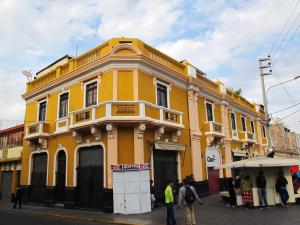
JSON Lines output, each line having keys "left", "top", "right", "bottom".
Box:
{"left": 0, "top": 124, "right": 23, "bottom": 202}
{"left": 21, "top": 38, "right": 267, "bottom": 210}
{"left": 270, "top": 121, "right": 300, "bottom": 158}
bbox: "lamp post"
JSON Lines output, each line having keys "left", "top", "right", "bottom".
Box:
{"left": 259, "top": 56, "right": 300, "bottom": 155}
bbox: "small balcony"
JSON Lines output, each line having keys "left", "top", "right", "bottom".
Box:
{"left": 232, "top": 130, "right": 239, "bottom": 140}
{"left": 262, "top": 137, "right": 268, "bottom": 146}
{"left": 25, "top": 121, "right": 50, "bottom": 139}
{"left": 204, "top": 121, "right": 225, "bottom": 137}
{"left": 68, "top": 101, "right": 184, "bottom": 130}
{"left": 240, "top": 131, "right": 256, "bottom": 144}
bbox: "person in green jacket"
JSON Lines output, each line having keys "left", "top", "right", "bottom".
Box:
{"left": 165, "top": 180, "right": 176, "bottom": 225}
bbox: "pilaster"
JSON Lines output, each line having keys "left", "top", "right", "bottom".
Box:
{"left": 134, "top": 123, "right": 146, "bottom": 164}
{"left": 188, "top": 88, "right": 203, "bottom": 181}
{"left": 221, "top": 103, "right": 232, "bottom": 177}
{"left": 106, "top": 124, "right": 118, "bottom": 189}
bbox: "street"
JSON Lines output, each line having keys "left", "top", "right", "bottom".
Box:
{"left": 0, "top": 209, "right": 114, "bottom": 225}
{"left": 1, "top": 195, "right": 300, "bottom": 225}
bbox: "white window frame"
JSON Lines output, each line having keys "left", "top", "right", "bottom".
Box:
{"left": 250, "top": 120, "right": 256, "bottom": 134}
{"left": 37, "top": 99, "right": 48, "bottom": 122}
{"left": 155, "top": 80, "right": 170, "bottom": 108}
{"left": 230, "top": 112, "right": 237, "bottom": 131}
{"left": 205, "top": 100, "right": 215, "bottom": 122}
{"left": 83, "top": 79, "right": 98, "bottom": 108}
{"left": 241, "top": 116, "right": 247, "bottom": 132}
{"left": 57, "top": 91, "right": 70, "bottom": 119}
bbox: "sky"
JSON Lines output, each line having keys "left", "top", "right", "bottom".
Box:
{"left": 0, "top": 0, "right": 300, "bottom": 132}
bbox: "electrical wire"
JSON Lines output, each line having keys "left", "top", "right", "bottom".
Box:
{"left": 270, "top": 102, "right": 300, "bottom": 115}
{"left": 280, "top": 108, "right": 300, "bottom": 120}
{"left": 269, "top": 0, "right": 300, "bottom": 56}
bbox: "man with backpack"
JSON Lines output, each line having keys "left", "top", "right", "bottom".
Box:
{"left": 177, "top": 178, "right": 202, "bottom": 225}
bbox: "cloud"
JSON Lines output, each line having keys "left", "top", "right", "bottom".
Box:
{"left": 0, "top": 0, "right": 299, "bottom": 132}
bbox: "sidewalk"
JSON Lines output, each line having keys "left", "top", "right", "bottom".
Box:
{"left": 1, "top": 195, "right": 300, "bottom": 225}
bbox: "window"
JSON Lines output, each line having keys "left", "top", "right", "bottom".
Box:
{"left": 85, "top": 81, "right": 97, "bottom": 107}
{"left": 206, "top": 102, "right": 214, "bottom": 122}
{"left": 157, "top": 82, "right": 168, "bottom": 108}
{"left": 250, "top": 120, "right": 255, "bottom": 134}
{"left": 38, "top": 101, "right": 47, "bottom": 122}
{"left": 231, "top": 112, "right": 237, "bottom": 130}
{"left": 241, "top": 116, "right": 246, "bottom": 132}
{"left": 262, "top": 125, "right": 266, "bottom": 138}
{"left": 59, "top": 93, "right": 69, "bottom": 118}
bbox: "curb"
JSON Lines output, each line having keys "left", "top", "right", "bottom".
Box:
{"left": 0, "top": 207, "right": 144, "bottom": 225}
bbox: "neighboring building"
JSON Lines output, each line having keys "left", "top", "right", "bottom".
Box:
{"left": 0, "top": 124, "right": 24, "bottom": 202}
{"left": 21, "top": 38, "right": 267, "bottom": 210}
{"left": 270, "top": 121, "right": 300, "bottom": 158}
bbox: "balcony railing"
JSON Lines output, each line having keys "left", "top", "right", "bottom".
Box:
{"left": 25, "top": 121, "right": 50, "bottom": 139}
{"left": 240, "top": 131, "right": 256, "bottom": 143}
{"left": 204, "top": 121, "right": 225, "bottom": 137}
{"left": 232, "top": 130, "right": 239, "bottom": 140}
{"left": 68, "top": 101, "right": 184, "bottom": 130}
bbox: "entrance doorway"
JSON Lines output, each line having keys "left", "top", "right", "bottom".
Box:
{"left": 55, "top": 150, "right": 66, "bottom": 203}
{"left": 153, "top": 150, "right": 178, "bottom": 202}
{"left": 76, "top": 146, "right": 103, "bottom": 208}
{"left": 30, "top": 153, "right": 47, "bottom": 203}
{"left": 1, "top": 171, "right": 13, "bottom": 202}
{"left": 207, "top": 167, "right": 220, "bottom": 194}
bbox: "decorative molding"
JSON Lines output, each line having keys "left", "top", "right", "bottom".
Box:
{"left": 91, "top": 126, "right": 101, "bottom": 141}
{"left": 106, "top": 123, "right": 114, "bottom": 139}
{"left": 72, "top": 130, "right": 82, "bottom": 144}
{"left": 172, "top": 129, "right": 182, "bottom": 142}
{"left": 137, "top": 123, "right": 146, "bottom": 139}
{"left": 155, "top": 127, "right": 165, "bottom": 141}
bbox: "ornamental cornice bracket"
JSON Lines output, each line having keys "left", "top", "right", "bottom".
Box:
{"left": 155, "top": 127, "right": 165, "bottom": 141}
{"left": 106, "top": 123, "right": 114, "bottom": 139}
{"left": 137, "top": 123, "right": 146, "bottom": 139}
{"left": 91, "top": 126, "right": 101, "bottom": 141}
{"left": 72, "top": 130, "right": 82, "bottom": 144}
{"left": 172, "top": 129, "right": 182, "bottom": 142}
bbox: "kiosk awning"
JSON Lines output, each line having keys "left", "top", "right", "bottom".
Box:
{"left": 154, "top": 141, "right": 185, "bottom": 151}
{"left": 215, "top": 157, "right": 300, "bottom": 169}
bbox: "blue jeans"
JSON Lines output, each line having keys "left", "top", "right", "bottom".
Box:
{"left": 166, "top": 203, "right": 176, "bottom": 225}
{"left": 257, "top": 188, "right": 268, "bottom": 207}
{"left": 278, "top": 188, "right": 289, "bottom": 206}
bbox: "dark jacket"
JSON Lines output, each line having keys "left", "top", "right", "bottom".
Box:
{"left": 256, "top": 175, "right": 266, "bottom": 188}
{"left": 15, "top": 187, "right": 23, "bottom": 199}
{"left": 277, "top": 176, "right": 288, "bottom": 188}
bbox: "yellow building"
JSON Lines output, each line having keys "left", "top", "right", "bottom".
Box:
{"left": 21, "top": 38, "right": 267, "bottom": 210}
{"left": 0, "top": 124, "right": 23, "bottom": 202}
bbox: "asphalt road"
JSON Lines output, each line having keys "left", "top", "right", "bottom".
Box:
{"left": 0, "top": 210, "right": 114, "bottom": 225}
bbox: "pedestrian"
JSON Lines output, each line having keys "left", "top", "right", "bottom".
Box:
{"left": 173, "top": 179, "right": 180, "bottom": 204}
{"left": 276, "top": 171, "right": 289, "bottom": 207}
{"left": 189, "top": 174, "right": 196, "bottom": 187}
{"left": 234, "top": 175, "right": 243, "bottom": 207}
{"left": 165, "top": 180, "right": 176, "bottom": 225}
{"left": 241, "top": 175, "right": 253, "bottom": 208}
{"left": 150, "top": 180, "right": 156, "bottom": 210}
{"left": 13, "top": 185, "right": 23, "bottom": 209}
{"left": 177, "top": 178, "right": 202, "bottom": 225}
{"left": 227, "top": 177, "right": 236, "bottom": 207}
{"left": 256, "top": 171, "right": 269, "bottom": 209}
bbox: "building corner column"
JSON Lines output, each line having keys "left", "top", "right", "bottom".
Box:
{"left": 188, "top": 88, "right": 203, "bottom": 181}
{"left": 106, "top": 124, "right": 118, "bottom": 189}
{"left": 221, "top": 103, "right": 232, "bottom": 178}
{"left": 134, "top": 124, "right": 145, "bottom": 164}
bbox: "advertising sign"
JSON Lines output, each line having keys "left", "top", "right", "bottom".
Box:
{"left": 206, "top": 148, "right": 221, "bottom": 167}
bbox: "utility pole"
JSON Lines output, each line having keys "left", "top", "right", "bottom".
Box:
{"left": 259, "top": 56, "right": 273, "bottom": 153}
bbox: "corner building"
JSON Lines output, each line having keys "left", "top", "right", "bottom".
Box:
{"left": 21, "top": 38, "right": 267, "bottom": 210}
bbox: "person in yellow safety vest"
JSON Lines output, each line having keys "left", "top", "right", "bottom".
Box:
{"left": 165, "top": 180, "right": 176, "bottom": 225}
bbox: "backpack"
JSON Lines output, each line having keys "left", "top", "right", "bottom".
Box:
{"left": 184, "top": 186, "right": 196, "bottom": 204}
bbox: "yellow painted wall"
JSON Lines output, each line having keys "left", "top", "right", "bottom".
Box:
{"left": 138, "top": 71, "right": 156, "bottom": 104}
{"left": 214, "top": 104, "right": 222, "bottom": 124}
{"left": 118, "top": 70, "right": 133, "bottom": 101}
{"left": 99, "top": 71, "right": 113, "bottom": 102}
{"left": 117, "top": 127, "right": 134, "bottom": 164}
{"left": 69, "top": 83, "right": 83, "bottom": 112}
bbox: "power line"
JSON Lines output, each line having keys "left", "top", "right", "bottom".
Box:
{"left": 270, "top": 102, "right": 300, "bottom": 115}
{"left": 269, "top": 0, "right": 300, "bottom": 55}
{"left": 271, "top": 70, "right": 295, "bottom": 104}
{"left": 280, "top": 108, "right": 300, "bottom": 120}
